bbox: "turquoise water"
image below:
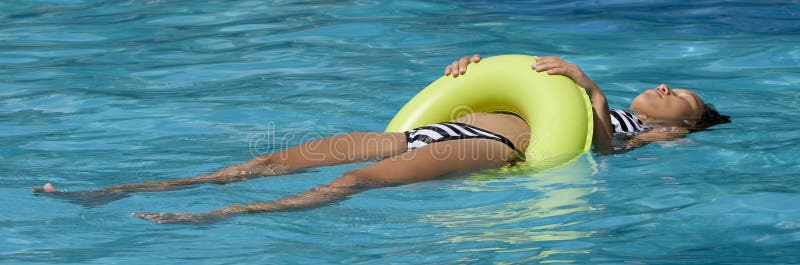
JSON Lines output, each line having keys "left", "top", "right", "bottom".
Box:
{"left": 2, "top": 0, "right": 799, "bottom": 264}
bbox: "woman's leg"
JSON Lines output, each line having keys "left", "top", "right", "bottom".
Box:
{"left": 255, "top": 132, "right": 407, "bottom": 175}
{"left": 34, "top": 132, "right": 407, "bottom": 206}
{"left": 133, "top": 138, "right": 516, "bottom": 223}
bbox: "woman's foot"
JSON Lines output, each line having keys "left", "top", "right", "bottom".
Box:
{"left": 31, "top": 183, "right": 130, "bottom": 207}
{"left": 31, "top": 183, "right": 57, "bottom": 193}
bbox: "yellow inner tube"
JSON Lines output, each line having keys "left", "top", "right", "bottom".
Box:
{"left": 385, "top": 54, "right": 594, "bottom": 171}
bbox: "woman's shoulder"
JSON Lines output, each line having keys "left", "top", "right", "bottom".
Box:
{"left": 608, "top": 108, "right": 649, "bottom": 135}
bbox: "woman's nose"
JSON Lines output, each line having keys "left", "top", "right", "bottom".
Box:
{"left": 657, "top": 84, "right": 670, "bottom": 95}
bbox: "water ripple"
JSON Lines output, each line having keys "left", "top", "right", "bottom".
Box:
{"left": 1, "top": 0, "right": 799, "bottom": 264}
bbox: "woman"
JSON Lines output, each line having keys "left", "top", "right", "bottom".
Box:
{"left": 33, "top": 54, "right": 729, "bottom": 223}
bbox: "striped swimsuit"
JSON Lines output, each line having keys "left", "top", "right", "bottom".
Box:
{"left": 608, "top": 109, "right": 649, "bottom": 135}
{"left": 404, "top": 122, "right": 523, "bottom": 155}
{"left": 402, "top": 109, "right": 647, "bottom": 154}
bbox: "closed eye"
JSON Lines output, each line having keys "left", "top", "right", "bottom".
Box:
{"left": 678, "top": 92, "right": 701, "bottom": 110}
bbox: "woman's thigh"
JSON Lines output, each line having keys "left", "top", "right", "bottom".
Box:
{"left": 259, "top": 132, "right": 407, "bottom": 170}
{"left": 347, "top": 138, "right": 516, "bottom": 184}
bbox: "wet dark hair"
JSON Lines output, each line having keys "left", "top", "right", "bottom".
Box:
{"left": 692, "top": 103, "right": 731, "bottom": 131}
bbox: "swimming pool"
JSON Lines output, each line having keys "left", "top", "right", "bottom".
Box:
{"left": 2, "top": 0, "right": 799, "bottom": 263}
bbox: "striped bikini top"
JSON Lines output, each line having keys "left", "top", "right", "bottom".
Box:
{"left": 609, "top": 109, "right": 649, "bottom": 135}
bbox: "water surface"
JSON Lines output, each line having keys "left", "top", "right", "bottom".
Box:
{"left": 1, "top": 1, "right": 799, "bottom": 264}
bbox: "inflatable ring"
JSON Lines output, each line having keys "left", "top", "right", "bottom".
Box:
{"left": 385, "top": 54, "right": 593, "bottom": 171}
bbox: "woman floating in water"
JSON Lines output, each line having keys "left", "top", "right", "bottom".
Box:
{"left": 33, "top": 54, "right": 730, "bottom": 223}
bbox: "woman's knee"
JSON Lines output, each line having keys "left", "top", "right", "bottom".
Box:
{"left": 332, "top": 171, "right": 388, "bottom": 188}
{"left": 331, "top": 173, "right": 361, "bottom": 187}
{"left": 344, "top": 165, "right": 413, "bottom": 185}
{"left": 245, "top": 154, "right": 290, "bottom": 175}
{"left": 347, "top": 166, "right": 408, "bottom": 184}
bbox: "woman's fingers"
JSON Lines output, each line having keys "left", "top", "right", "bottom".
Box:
{"left": 532, "top": 56, "right": 565, "bottom": 67}
{"left": 471, "top": 53, "right": 481, "bottom": 63}
{"left": 533, "top": 56, "right": 559, "bottom": 67}
{"left": 447, "top": 54, "right": 570, "bottom": 77}
{"left": 456, "top": 56, "right": 471, "bottom": 77}
{"left": 532, "top": 61, "right": 561, "bottom": 72}
{"left": 532, "top": 56, "right": 574, "bottom": 75}
{"left": 445, "top": 54, "right": 482, "bottom": 77}
{"left": 445, "top": 61, "right": 456, "bottom": 76}
{"left": 545, "top": 66, "right": 568, "bottom": 75}
{"left": 446, "top": 60, "right": 459, "bottom": 76}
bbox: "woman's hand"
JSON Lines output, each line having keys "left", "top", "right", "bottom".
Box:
{"left": 533, "top": 56, "right": 613, "bottom": 153}
{"left": 532, "top": 56, "right": 597, "bottom": 95}
{"left": 444, "top": 54, "right": 481, "bottom": 77}
{"left": 531, "top": 56, "right": 582, "bottom": 80}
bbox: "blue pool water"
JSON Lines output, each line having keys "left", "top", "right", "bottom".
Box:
{"left": 2, "top": 0, "right": 799, "bottom": 264}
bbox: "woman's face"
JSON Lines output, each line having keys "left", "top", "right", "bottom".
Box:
{"left": 630, "top": 84, "right": 705, "bottom": 122}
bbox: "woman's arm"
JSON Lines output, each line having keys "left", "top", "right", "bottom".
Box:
{"left": 532, "top": 56, "right": 614, "bottom": 154}
{"left": 444, "top": 54, "right": 614, "bottom": 153}
{"left": 617, "top": 127, "right": 689, "bottom": 152}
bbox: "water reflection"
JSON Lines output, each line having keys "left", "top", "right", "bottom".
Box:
{"left": 421, "top": 154, "right": 599, "bottom": 262}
